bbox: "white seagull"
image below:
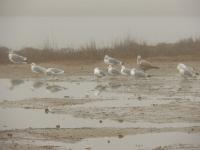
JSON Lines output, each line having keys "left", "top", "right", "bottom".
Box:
{"left": 46, "top": 68, "right": 65, "bottom": 76}
{"left": 130, "top": 68, "right": 147, "bottom": 78}
{"left": 108, "top": 65, "right": 120, "bottom": 75}
{"left": 177, "top": 63, "right": 195, "bottom": 78}
{"left": 8, "top": 52, "right": 27, "bottom": 64}
{"left": 31, "top": 63, "right": 47, "bottom": 74}
{"left": 137, "top": 55, "right": 159, "bottom": 71}
{"left": 104, "top": 55, "right": 122, "bottom": 66}
{"left": 121, "top": 65, "right": 131, "bottom": 75}
{"left": 94, "top": 67, "right": 106, "bottom": 78}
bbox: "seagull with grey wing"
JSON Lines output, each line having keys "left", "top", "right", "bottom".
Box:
{"left": 130, "top": 68, "right": 147, "bottom": 78}
{"left": 94, "top": 67, "right": 106, "bottom": 78}
{"left": 8, "top": 51, "right": 27, "bottom": 64}
{"left": 137, "top": 55, "right": 159, "bottom": 71}
{"left": 177, "top": 63, "right": 197, "bottom": 78}
{"left": 104, "top": 55, "right": 123, "bottom": 66}
{"left": 121, "top": 65, "right": 131, "bottom": 75}
{"left": 46, "top": 68, "right": 65, "bottom": 76}
{"left": 31, "top": 63, "right": 47, "bottom": 74}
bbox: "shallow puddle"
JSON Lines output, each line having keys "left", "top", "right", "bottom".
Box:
{"left": 0, "top": 107, "right": 200, "bottom": 130}
{"left": 71, "top": 99, "right": 172, "bottom": 108}
{"left": 0, "top": 76, "right": 199, "bottom": 101}
{"left": 63, "top": 132, "right": 200, "bottom": 150}
{"left": 0, "top": 78, "right": 97, "bottom": 101}
{"left": 2, "top": 132, "right": 200, "bottom": 150}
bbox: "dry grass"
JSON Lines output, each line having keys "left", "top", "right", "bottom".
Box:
{"left": 0, "top": 37, "right": 200, "bottom": 64}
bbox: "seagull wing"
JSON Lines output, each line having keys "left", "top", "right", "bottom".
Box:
{"left": 10, "top": 54, "right": 27, "bottom": 63}
{"left": 32, "top": 65, "right": 46, "bottom": 73}
{"left": 140, "top": 60, "right": 159, "bottom": 71}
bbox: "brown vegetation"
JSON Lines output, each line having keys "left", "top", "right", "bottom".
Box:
{"left": 0, "top": 38, "right": 200, "bottom": 64}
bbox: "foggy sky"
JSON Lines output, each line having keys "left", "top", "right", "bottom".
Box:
{"left": 0, "top": 0, "right": 200, "bottom": 16}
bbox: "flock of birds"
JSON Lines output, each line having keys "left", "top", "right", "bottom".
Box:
{"left": 94, "top": 55, "right": 199, "bottom": 78}
{"left": 8, "top": 52, "right": 64, "bottom": 76}
{"left": 8, "top": 51, "right": 198, "bottom": 78}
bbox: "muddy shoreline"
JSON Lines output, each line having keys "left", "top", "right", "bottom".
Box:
{"left": 0, "top": 60, "right": 200, "bottom": 150}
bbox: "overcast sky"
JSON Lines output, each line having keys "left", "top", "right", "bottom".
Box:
{"left": 0, "top": 0, "right": 199, "bottom": 16}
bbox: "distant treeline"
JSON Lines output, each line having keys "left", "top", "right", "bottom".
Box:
{"left": 0, "top": 38, "right": 200, "bottom": 64}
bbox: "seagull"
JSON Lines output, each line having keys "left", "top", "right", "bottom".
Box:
{"left": 104, "top": 55, "right": 122, "bottom": 66}
{"left": 31, "top": 63, "right": 47, "bottom": 74}
{"left": 130, "top": 68, "right": 147, "bottom": 78}
{"left": 137, "top": 55, "right": 159, "bottom": 71}
{"left": 94, "top": 67, "right": 106, "bottom": 78}
{"left": 121, "top": 65, "right": 131, "bottom": 75}
{"left": 8, "top": 52, "right": 27, "bottom": 64}
{"left": 46, "top": 68, "right": 65, "bottom": 76}
{"left": 108, "top": 65, "right": 120, "bottom": 75}
{"left": 177, "top": 63, "right": 195, "bottom": 78}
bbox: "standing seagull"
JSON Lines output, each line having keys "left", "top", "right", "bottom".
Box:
{"left": 108, "top": 65, "right": 120, "bottom": 76}
{"left": 177, "top": 63, "right": 195, "bottom": 78}
{"left": 137, "top": 55, "right": 159, "bottom": 71}
{"left": 104, "top": 55, "right": 122, "bottom": 66}
{"left": 121, "top": 65, "right": 131, "bottom": 75}
{"left": 130, "top": 68, "right": 147, "bottom": 78}
{"left": 8, "top": 52, "right": 27, "bottom": 64}
{"left": 31, "top": 63, "right": 47, "bottom": 74}
{"left": 94, "top": 67, "right": 106, "bottom": 78}
{"left": 46, "top": 68, "right": 65, "bottom": 76}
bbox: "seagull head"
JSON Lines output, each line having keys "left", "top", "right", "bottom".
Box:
{"left": 94, "top": 67, "right": 99, "bottom": 72}
{"left": 104, "top": 55, "right": 109, "bottom": 59}
{"left": 120, "top": 62, "right": 124, "bottom": 66}
{"left": 108, "top": 65, "right": 112, "bottom": 69}
{"left": 121, "top": 65, "right": 125, "bottom": 69}
{"left": 137, "top": 55, "right": 141, "bottom": 60}
{"left": 94, "top": 67, "right": 100, "bottom": 74}
{"left": 130, "top": 68, "right": 136, "bottom": 75}
{"left": 31, "top": 63, "right": 36, "bottom": 66}
{"left": 177, "top": 63, "right": 186, "bottom": 70}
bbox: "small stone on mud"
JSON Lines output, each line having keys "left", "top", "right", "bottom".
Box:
{"left": 153, "top": 146, "right": 163, "bottom": 150}
{"left": 147, "top": 75, "right": 151, "bottom": 77}
{"left": 118, "top": 119, "right": 124, "bottom": 123}
{"left": 99, "top": 120, "right": 103, "bottom": 123}
{"left": 107, "top": 140, "right": 110, "bottom": 143}
{"left": 137, "top": 96, "right": 142, "bottom": 100}
{"left": 7, "top": 133, "right": 12, "bottom": 138}
{"left": 85, "top": 147, "right": 91, "bottom": 150}
{"left": 24, "top": 106, "right": 31, "bottom": 109}
{"left": 45, "top": 108, "right": 49, "bottom": 113}
{"left": 118, "top": 134, "right": 124, "bottom": 139}
{"left": 85, "top": 95, "right": 89, "bottom": 98}
{"left": 56, "top": 125, "right": 60, "bottom": 129}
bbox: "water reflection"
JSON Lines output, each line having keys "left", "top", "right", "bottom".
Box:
{"left": 1, "top": 107, "right": 200, "bottom": 130}
{"left": 32, "top": 80, "right": 46, "bottom": 89}
{"left": 93, "top": 84, "right": 108, "bottom": 96}
{"left": 178, "top": 78, "right": 194, "bottom": 92}
{"left": 9, "top": 79, "right": 24, "bottom": 90}
{"left": 46, "top": 84, "right": 67, "bottom": 93}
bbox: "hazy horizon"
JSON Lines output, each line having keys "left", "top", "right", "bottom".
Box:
{"left": 0, "top": 16, "right": 200, "bottom": 50}
{"left": 0, "top": 0, "right": 200, "bottom": 17}
{"left": 0, "top": 0, "right": 200, "bottom": 49}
